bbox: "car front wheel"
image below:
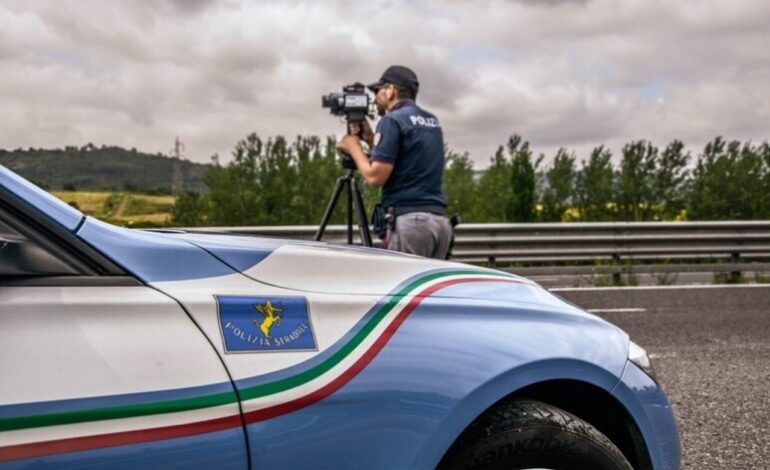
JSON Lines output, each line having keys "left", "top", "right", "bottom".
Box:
{"left": 438, "top": 399, "right": 634, "bottom": 470}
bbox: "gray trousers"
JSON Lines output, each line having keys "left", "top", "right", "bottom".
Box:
{"left": 384, "top": 212, "right": 453, "bottom": 259}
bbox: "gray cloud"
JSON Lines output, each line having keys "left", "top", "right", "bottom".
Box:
{"left": 1, "top": 0, "right": 768, "bottom": 167}
{"left": 161, "top": 0, "right": 217, "bottom": 16}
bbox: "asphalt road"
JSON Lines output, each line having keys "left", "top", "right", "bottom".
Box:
{"left": 553, "top": 284, "right": 770, "bottom": 470}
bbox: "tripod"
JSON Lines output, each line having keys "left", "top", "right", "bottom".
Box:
{"left": 314, "top": 154, "right": 373, "bottom": 247}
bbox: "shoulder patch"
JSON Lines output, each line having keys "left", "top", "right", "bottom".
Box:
{"left": 217, "top": 296, "right": 317, "bottom": 353}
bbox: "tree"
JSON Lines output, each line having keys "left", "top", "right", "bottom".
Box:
{"left": 575, "top": 145, "right": 615, "bottom": 221}
{"left": 256, "top": 136, "right": 300, "bottom": 224}
{"left": 688, "top": 137, "right": 766, "bottom": 220}
{"left": 443, "top": 149, "right": 476, "bottom": 221}
{"left": 292, "top": 136, "right": 343, "bottom": 225}
{"left": 760, "top": 142, "right": 770, "bottom": 219}
{"left": 170, "top": 132, "right": 770, "bottom": 227}
{"left": 653, "top": 140, "right": 690, "bottom": 220}
{"left": 508, "top": 135, "right": 537, "bottom": 222}
{"left": 171, "top": 191, "right": 209, "bottom": 226}
{"left": 205, "top": 133, "right": 263, "bottom": 226}
{"left": 540, "top": 148, "right": 576, "bottom": 222}
{"left": 195, "top": 133, "right": 364, "bottom": 227}
{"left": 616, "top": 140, "right": 657, "bottom": 221}
{"left": 475, "top": 146, "right": 512, "bottom": 222}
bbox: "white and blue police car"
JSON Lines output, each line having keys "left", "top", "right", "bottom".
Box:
{"left": 0, "top": 165, "right": 679, "bottom": 469}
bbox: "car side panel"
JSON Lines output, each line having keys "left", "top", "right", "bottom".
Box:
{"left": 239, "top": 299, "right": 628, "bottom": 470}
{"left": 2, "top": 427, "right": 246, "bottom": 470}
{"left": 151, "top": 271, "right": 628, "bottom": 470}
{"left": 0, "top": 286, "right": 247, "bottom": 468}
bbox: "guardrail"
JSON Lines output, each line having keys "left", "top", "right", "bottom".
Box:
{"left": 185, "top": 221, "right": 770, "bottom": 282}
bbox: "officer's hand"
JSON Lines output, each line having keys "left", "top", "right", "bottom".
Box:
{"left": 359, "top": 119, "right": 374, "bottom": 147}
{"left": 349, "top": 120, "right": 374, "bottom": 147}
{"left": 336, "top": 134, "right": 362, "bottom": 156}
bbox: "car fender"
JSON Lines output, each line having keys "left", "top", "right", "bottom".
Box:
{"left": 410, "top": 358, "right": 627, "bottom": 469}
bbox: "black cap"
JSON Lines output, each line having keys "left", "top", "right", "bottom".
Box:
{"left": 367, "top": 65, "right": 419, "bottom": 95}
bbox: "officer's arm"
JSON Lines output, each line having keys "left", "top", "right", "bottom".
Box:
{"left": 338, "top": 116, "right": 398, "bottom": 187}
{"left": 346, "top": 144, "right": 393, "bottom": 187}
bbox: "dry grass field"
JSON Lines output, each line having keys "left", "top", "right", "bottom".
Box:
{"left": 52, "top": 191, "right": 175, "bottom": 227}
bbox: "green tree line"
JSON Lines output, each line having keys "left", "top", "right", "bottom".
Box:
{"left": 171, "top": 133, "right": 770, "bottom": 226}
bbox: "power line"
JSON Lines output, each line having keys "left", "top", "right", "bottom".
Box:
{"left": 171, "top": 137, "right": 185, "bottom": 194}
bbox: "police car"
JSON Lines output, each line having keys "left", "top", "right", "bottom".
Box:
{"left": 0, "top": 165, "right": 680, "bottom": 469}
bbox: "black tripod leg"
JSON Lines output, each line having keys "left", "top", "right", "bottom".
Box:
{"left": 346, "top": 177, "right": 353, "bottom": 244}
{"left": 351, "top": 178, "right": 373, "bottom": 247}
{"left": 314, "top": 176, "right": 347, "bottom": 241}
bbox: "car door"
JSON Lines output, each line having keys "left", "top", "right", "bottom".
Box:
{"left": 0, "top": 201, "right": 248, "bottom": 468}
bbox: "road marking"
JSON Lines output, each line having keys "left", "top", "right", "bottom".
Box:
{"left": 649, "top": 352, "right": 677, "bottom": 359}
{"left": 551, "top": 283, "right": 770, "bottom": 292}
{"left": 587, "top": 308, "right": 646, "bottom": 313}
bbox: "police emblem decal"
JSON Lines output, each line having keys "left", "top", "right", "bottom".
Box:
{"left": 217, "top": 296, "right": 317, "bottom": 353}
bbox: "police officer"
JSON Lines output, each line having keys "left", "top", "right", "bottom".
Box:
{"left": 336, "top": 65, "right": 453, "bottom": 259}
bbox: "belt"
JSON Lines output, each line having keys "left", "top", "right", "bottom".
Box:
{"left": 393, "top": 204, "right": 446, "bottom": 217}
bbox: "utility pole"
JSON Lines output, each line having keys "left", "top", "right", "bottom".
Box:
{"left": 171, "top": 137, "right": 185, "bottom": 195}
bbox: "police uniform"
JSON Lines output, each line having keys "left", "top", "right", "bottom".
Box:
{"left": 369, "top": 91, "right": 453, "bottom": 259}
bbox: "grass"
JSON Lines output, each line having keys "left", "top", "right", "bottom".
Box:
{"left": 53, "top": 191, "right": 112, "bottom": 215}
{"left": 52, "top": 191, "right": 174, "bottom": 227}
{"left": 654, "top": 258, "right": 679, "bottom": 286}
{"left": 123, "top": 194, "right": 175, "bottom": 216}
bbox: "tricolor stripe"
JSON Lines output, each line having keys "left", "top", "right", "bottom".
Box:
{"left": 0, "top": 268, "right": 527, "bottom": 461}
{"left": 242, "top": 277, "right": 509, "bottom": 423}
{"left": 0, "top": 414, "right": 241, "bottom": 461}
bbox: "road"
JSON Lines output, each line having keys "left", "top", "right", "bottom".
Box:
{"left": 553, "top": 284, "right": 770, "bottom": 470}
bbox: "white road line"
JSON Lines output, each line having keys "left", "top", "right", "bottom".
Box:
{"left": 649, "top": 352, "right": 677, "bottom": 359}
{"left": 551, "top": 283, "right": 770, "bottom": 292}
{"left": 587, "top": 308, "right": 646, "bottom": 313}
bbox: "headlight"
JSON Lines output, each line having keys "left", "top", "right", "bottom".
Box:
{"left": 628, "top": 340, "right": 656, "bottom": 380}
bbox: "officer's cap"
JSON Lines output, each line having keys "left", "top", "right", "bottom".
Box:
{"left": 367, "top": 65, "right": 419, "bottom": 95}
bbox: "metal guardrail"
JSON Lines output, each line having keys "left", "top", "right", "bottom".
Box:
{"left": 185, "top": 221, "right": 770, "bottom": 281}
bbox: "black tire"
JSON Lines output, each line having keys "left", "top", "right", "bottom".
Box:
{"left": 438, "top": 399, "right": 634, "bottom": 470}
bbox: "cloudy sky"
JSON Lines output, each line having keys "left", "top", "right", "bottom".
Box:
{"left": 1, "top": 0, "right": 768, "bottom": 167}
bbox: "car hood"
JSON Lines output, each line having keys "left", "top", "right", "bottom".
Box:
{"left": 174, "top": 232, "right": 592, "bottom": 315}
{"left": 177, "top": 231, "right": 470, "bottom": 294}
{"left": 77, "top": 221, "right": 614, "bottom": 326}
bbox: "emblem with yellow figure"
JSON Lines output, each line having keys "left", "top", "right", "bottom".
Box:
{"left": 254, "top": 300, "right": 283, "bottom": 338}
{"left": 217, "top": 296, "right": 317, "bottom": 353}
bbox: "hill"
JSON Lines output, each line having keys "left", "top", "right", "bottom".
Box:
{"left": 0, "top": 145, "right": 210, "bottom": 193}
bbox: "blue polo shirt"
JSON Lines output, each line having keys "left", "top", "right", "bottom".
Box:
{"left": 370, "top": 100, "right": 446, "bottom": 214}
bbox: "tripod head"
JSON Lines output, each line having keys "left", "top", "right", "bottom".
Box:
{"left": 339, "top": 152, "right": 358, "bottom": 170}
{"left": 338, "top": 116, "right": 370, "bottom": 170}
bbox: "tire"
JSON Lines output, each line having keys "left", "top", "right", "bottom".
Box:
{"left": 438, "top": 399, "right": 634, "bottom": 470}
